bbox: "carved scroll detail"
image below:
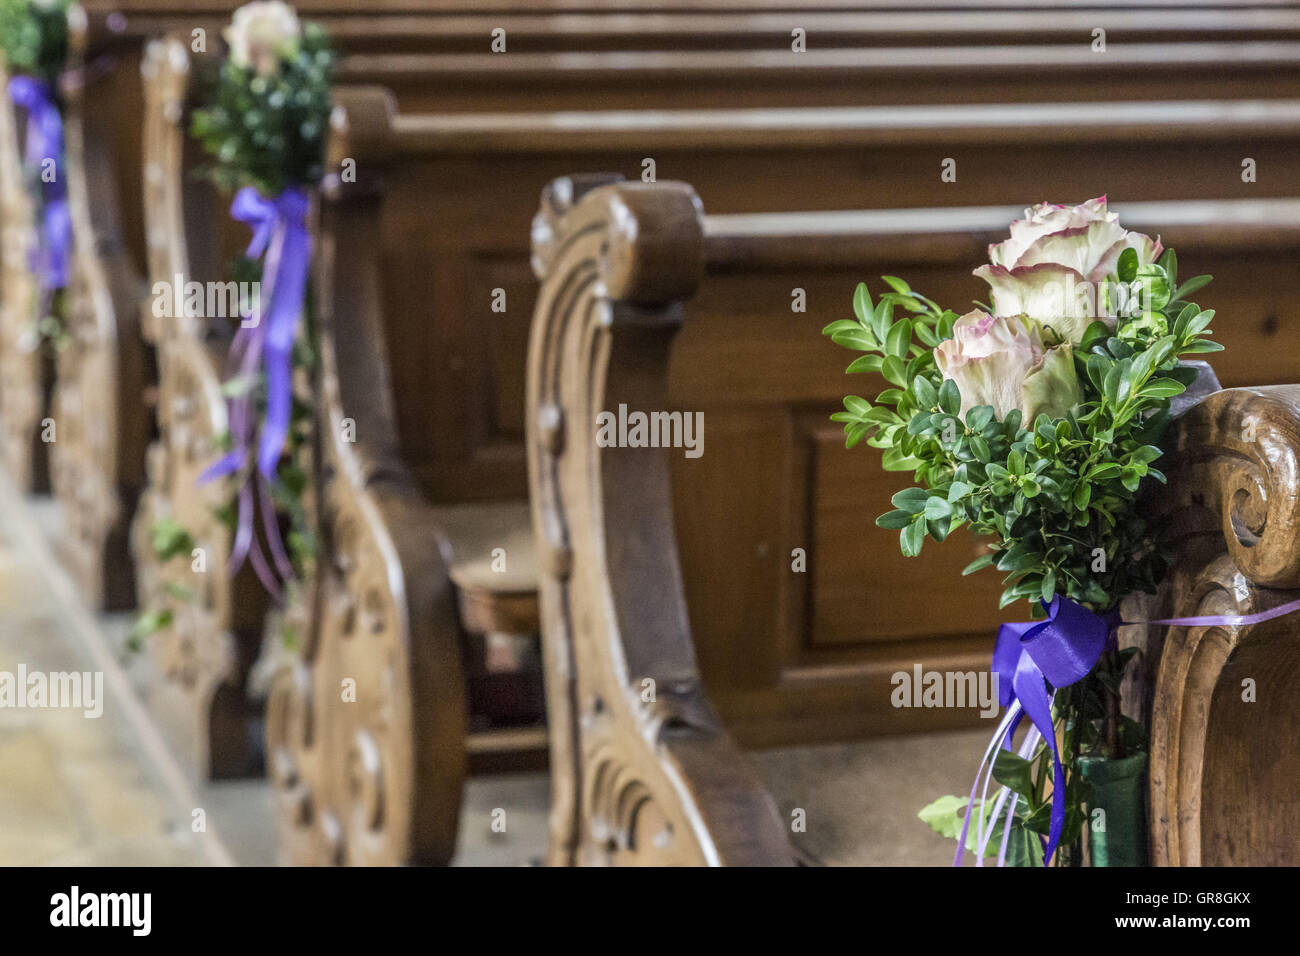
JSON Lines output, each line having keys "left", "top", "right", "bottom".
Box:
{"left": 526, "top": 178, "right": 791, "bottom": 866}
{"left": 1165, "top": 385, "right": 1300, "bottom": 588}
{"left": 1148, "top": 385, "right": 1300, "bottom": 865}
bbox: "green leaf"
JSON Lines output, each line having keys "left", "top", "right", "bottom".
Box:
{"left": 845, "top": 354, "right": 884, "bottom": 374}
{"left": 1139, "top": 379, "right": 1187, "bottom": 399}
{"left": 1173, "top": 274, "right": 1212, "bottom": 301}
{"left": 852, "top": 282, "right": 872, "bottom": 324}
{"left": 1186, "top": 308, "right": 1216, "bottom": 336}
{"left": 917, "top": 794, "right": 971, "bottom": 840}
{"left": 911, "top": 375, "right": 938, "bottom": 408}
{"left": 844, "top": 422, "right": 870, "bottom": 449}
{"left": 1005, "top": 814, "right": 1045, "bottom": 867}
{"left": 962, "top": 553, "right": 994, "bottom": 575}
{"left": 923, "top": 496, "right": 953, "bottom": 521}
{"left": 992, "top": 750, "right": 1036, "bottom": 799}
{"left": 876, "top": 509, "right": 914, "bottom": 530}
{"left": 152, "top": 518, "right": 196, "bottom": 562}
{"left": 1159, "top": 247, "right": 1178, "bottom": 287}
{"left": 1080, "top": 321, "right": 1111, "bottom": 351}
{"left": 881, "top": 356, "right": 907, "bottom": 386}
{"left": 966, "top": 405, "right": 994, "bottom": 431}
{"left": 1072, "top": 482, "right": 1092, "bottom": 510}
{"left": 938, "top": 378, "right": 960, "bottom": 415}
{"left": 871, "top": 299, "right": 893, "bottom": 343}
{"left": 881, "top": 275, "right": 913, "bottom": 296}
{"left": 1178, "top": 339, "right": 1224, "bottom": 354}
{"left": 891, "top": 487, "right": 929, "bottom": 512}
{"left": 886, "top": 318, "right": 912, "bottom": 359}
{"left": 822, "top": 319, "right": 861, "bottom": 336}
{"left": 843, "top": 395, "right": 872, "bottom": 417}
{"left": 1117, "top": 247, "right": 1139, "bottom": 283}
{"left": 831, "top": 328, "right": 879, "bottom": 351}
{"left": 129, "top": 608, "right": 174, "bottom": 644}
{"left": 900, "top": 520, "right": 925, "bottom": 557}
{"left": 882, "top": 447, "right": 923, "bottom": 471}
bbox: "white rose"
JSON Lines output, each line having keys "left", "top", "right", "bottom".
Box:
{"left": 225, "top": 1, "right": 302, "bottom": 78}
{"left": 933, "top": 310, "right": 1082, "bottom": 424}
{"left": 973, "top": 196, "right": 1162, "bottom": 344}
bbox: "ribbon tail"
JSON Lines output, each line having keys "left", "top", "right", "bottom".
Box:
{"left": 199, "top": 449, "right": 245, "bottom": 484}
{"left": 258, "top": 470, "right": 295, "bottom": 581}
{"left": 954, "top": 700, "right": 1022, "bottom": 866}
{"left": 228, "top": 479, "right": 256, "bottom": 574}
{"left": 43, "top": 195, "right": 70, "bottom": 290}
{"left": 255, "top": 219, "right": 310, "bottom": 479}
{"left": 1012, "top": 654, "right": 1065, "bottom": 865}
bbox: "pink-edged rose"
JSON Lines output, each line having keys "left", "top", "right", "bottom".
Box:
{"left": 934, "top": 310, "right": 1081, "bottom": 423}
{"left": 226, "top": 1, "right": 301, "bottom": 78}
{"left": 973, "top": 197, "right": 1162, "bottom": 344}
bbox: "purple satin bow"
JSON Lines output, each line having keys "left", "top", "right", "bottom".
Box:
{"left": 8, "top": 76, "right": 70, "bottom": 293}
{"left": 957, "top": 595, "right": 1108, "bottom": 867}
{"left": 957, "top": 588, "right": 1300, "bottom": 868}
{"left": 200, "top": 185, "right": 311, "bottom": 598}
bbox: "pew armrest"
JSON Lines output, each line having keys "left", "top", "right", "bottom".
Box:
{"left": 527, "top": 177, "right": 791, "bottom": 865}
{"left": 1167, "top": 383, "right": 1300, "bottom": 588}
{"left": 1144, "top": 381, "right": 1300, "bottom": 866}
{"left": 264, "top": 107, "right": 469, "bottom": 865}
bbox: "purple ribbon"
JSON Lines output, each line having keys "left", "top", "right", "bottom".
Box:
{"left": 957, "top": 595, "right": 1108, "bottom": 867}
{"left": 200, "top": 186, "right": 310, "bottom": 597}
{"left": 958, "top": 590, "right": 1300, "bottom": 867}
{"left": 8, "top": 76, "right": 70, "bottom": 294}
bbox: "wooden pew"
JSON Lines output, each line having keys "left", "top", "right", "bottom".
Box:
{"left": 29, "top": 2, "right": 1300, "bottom": 613}
{"left": 29, "top": 2, "right": 1300, "bottom": 858}
{"left": 314, "top": 96, "right": 1300, "bottom": 755}
{"left": 1144, "top": 386, "right": 1300, "bottom": 866}
{"left": 283, "top": 88, "right": 1300, "bottom": 864}
{"left": 43, "top": 1, "right": 1300, "bottom": 604}
{"left": 525, "top": 178, "right": 1300, "bottom": 864}
{"left": 0, "top": 54, "right": 52, "bottom": 494}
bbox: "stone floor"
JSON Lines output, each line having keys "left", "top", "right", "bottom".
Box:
{"left": 0, "top": 492, "right": 204, "bottom": 865}
{"left": 0, "top": 470, "right": 994, "bottom": 866}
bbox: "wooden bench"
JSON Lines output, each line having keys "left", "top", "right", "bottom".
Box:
{"left": 18, "top": 0, "right": 1300, "bottom": 861}
{"left": 37, "top": 0, "right": 1300, "bottom": 598}
{"left": 26, "top": 1, "right": 1300, "bottom": 609}
{"left": 98, "top": 5, "right": 965, "bottom": 780}
{"left": 525, "top": 178, "right": 1300, "bottom": 864}
{"left": 0, "top": 53, "right": 52, "bottom": 494}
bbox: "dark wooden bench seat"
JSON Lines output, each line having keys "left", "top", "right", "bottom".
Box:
{"left": 526, "top": 178, "right": 1300, "bottom": 864}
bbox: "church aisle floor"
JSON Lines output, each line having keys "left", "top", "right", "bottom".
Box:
{"left": 0, "top": 492, "right": 207, "bottom": 866}
{"left": 0, "top": 470, "right": 993, "bottom": 867}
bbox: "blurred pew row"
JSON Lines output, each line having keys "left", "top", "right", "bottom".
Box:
{"left": 2, "top": 0, "right": 1298, "bottom": 864}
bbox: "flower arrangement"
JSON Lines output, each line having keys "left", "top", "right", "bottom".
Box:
{"left": 187, "top": 0, "right": 333, "bottom": 604}
{"left": 0, "top": 0, "right": 68, "bottom": 86}
{"left": 2, "top": 0, "right": 72, "bottom": 350}
{"left": 191, "top": 1, "right": 333, "bottom": 197}
{"left": 826, "top": 197, "right": 1221, "bottom": 866}
{"left": 188, "top": 2, "right": 331, "bottom": 600}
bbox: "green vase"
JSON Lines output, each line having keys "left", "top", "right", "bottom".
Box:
{"left": 1079, "top": 752, "right": 1149, "bottom": 867}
